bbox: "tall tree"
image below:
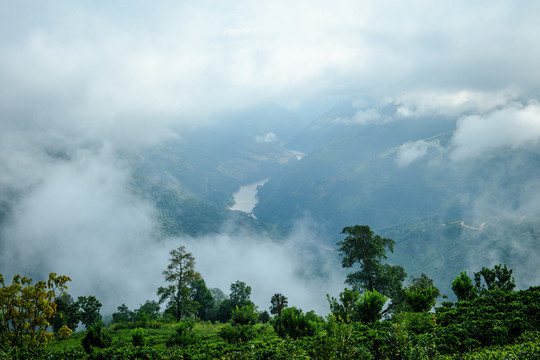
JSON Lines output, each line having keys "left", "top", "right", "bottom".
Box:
{"left": 52, "top": 294, "right": 80, "bottom": 333}
{"left": 216, "top": 281, "right": 254, "bottom": 322}
{"left": 337, "top": 225, "right": 406, "bottom": 298}
{"left": 474, "top": 263, "right": 515, "bottom": 295}
{"left": 229, "top": 280, "right": 253, "bottom": 308}
{"left": 190, "top": 278, "right": 214, "bottom": 320}
{"left": 157, "top": 246, "right": 199, "bottom": 321}
{"left": 270, "top": 293, "right": 288, "bottom": 317}
{"left": 77, "top": 295, "right": 102, "bottom": 329}
{"left": 451, "top": 271, "right": 477, "bottom": 301}
{"left": 402, "top": 273, "right": 440, "bottom": 312}
{"left": 112, "top": 304, "right": 133, "bottom": 324}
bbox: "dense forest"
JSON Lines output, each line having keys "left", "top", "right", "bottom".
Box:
{"left": 2, "top": 225, "right": 539, "bottom": 359}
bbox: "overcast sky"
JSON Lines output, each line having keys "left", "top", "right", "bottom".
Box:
{"left": 2, "top": 1, "right": 540, "bottom": 312}
{"left": 2, "top": 1, "right": 540, "bottom": 135}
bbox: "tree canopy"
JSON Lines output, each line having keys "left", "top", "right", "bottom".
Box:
{"left": 0, "top": 273, "right": 73, "bottom": 348}
{"left": 157, "top": 246, "right": 199, "bottom": 321}
{"left": 337, "top": 225, "right": 406, "bottom": 298}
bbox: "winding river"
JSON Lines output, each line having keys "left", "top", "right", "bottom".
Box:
{"left": 229, "top": 179, "right": 269, "bottom": 214}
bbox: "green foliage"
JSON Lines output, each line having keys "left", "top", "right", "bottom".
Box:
{"left": 356, "top": 290, "right": 388, "bottom": 323}
{"left": 270, "top": 293, "right": 288, "bottom": 317}
{"left": 231, "top": 305, "right": 258, "bottom": 326}
{"left": 214, "top": 281, "right": 255, "bottom": 323}
{"left": 328, "top": 288, "right": 361, "bottom": 323}
{"left": 259, "top": 310, "right": 270, "bottom": 323}
{"left": 81, "top": 321, "right": 112, "bottom": 353}
{"left": 216, "top": 298, "right": 234, "bottom": 323}
{"left": 166, "top": 321, "right": 199, "bottom": 347}
{"left": 402, "top": 273, "right": 440, "bottom": 313}
{"left": 434, "top": 286, "right": 540, "bottom": 354}
{"left": 272, "top": 307, "right": 319, "bottom": 339}
{"left": 404, "top": 287, "right": 439, "bottom": 313}
{"left": 474, "top": 263, "right": 515, "bottom": 295}
{"left": 52, "top": 294, "right": 80, "bottom": 333}
{"left": 77, "top": 295, "right": 102, "bottom": 329}
{"left": 190, "top": 278, "right": 214, "bottom": 320}
{"left": 219, "top": 323, "right": 257, "bottom": 343}
{"left": 111, "top": 304, "right": 133, "bottom": 324}
{"left": 338, "top": 225, "right": 406, "bottom": 299}
{"left": 315, "top": 316, "right": 374, "bottom": 360}
{"left": 129, "top": 327, "right": 146, "bottom": 347}
{"left": 329, "top": 288, "right": 388, "bottom": 323}
{"left": 452, "top": 271, "right": 477, "bottom": 301}
{"left": 229, "top": 280, "right": 254, "bottom": 309}
{"left": 381, "top": 312, "right": 438, "bottom": 359}
{"left": 134, "top": 300, "right": 161, "bottom": 322}
{"left": 157, "top": 246, "right": 199, "bottom": 321}
{"left": 0, "top": 272, "right": 72, "bottom": 349}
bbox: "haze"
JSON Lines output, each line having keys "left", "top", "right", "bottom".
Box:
{"left": 1, "top": 1, "right": 540, "bottom": 314}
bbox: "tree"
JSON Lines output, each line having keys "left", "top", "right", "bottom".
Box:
{"left": 270, "top": 293, "right": 288, "bottom": 317}
{"left": 0, "top": 273, "right": 72, "bottom": 348}
{"left": 134, "top": 300, "right": 161, "bottom": 322}
{"left": 81, "top": 320, "right": 111, "bottom": 353}
{"left": 52, "top": 294, "right": 81, "bottom": 333}
{"left": 215, "top": 281, "right": 254, "bottom": 323}
{"left": 112, "top": 304, "right": 133, "bottom": 324}
{"left": 337, "top": 225, "right": 406, "bottom": 298}
{"left": 157, "top": 246, "right": 199, "bottom": 321}
{"left": 474, "top": 263, "right": 515, "bottom": 295}
{"left": 272, "top": 307, "right": 318, "bottom": 339}
{"left": 190, "top": 278, "right": 214, "bottom": 320}
{"left": 402, "top": 273, "right": 440, "bottom": 312}
{"left": 229, "top": 280, "right": 253, "bottom": 308}
{"left": 77, "top": 295, "right": 102, "bottom": 329}
{"left": 328, "top": 288, "right": 388, "bottom": 323}
{"left": 452, "top": 271, "right": 477, "bottom": 301}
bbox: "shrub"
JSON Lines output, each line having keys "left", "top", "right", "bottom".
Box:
{"left": 272, "top": 307, "right": 318, "bottom": 339}
{"left": 259, "top": 310, "right": 270, "bottom": 323}
{"left": 166, "top": 321, "right": 199, "bottom": 347}
{"left": 219, "top": 323, "right": 256, "bottom": 343}
{"left": 230, "top": 305, "right": 258, "bottom": 326}
{"left": 0, "top": 273, "right": 71, "bottom": 349}
{"left": 130, "top": 327, "right": 147, "bottom": 347}
{"left": 81, "top": 321, "right": 112, "bottom": 353}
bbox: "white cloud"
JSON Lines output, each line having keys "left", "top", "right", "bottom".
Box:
{"left": 255, "top": 132, "right": 279, "bottom": 143}
{"left": 331, "top": 108, "right": 382, "bottom": 125}
{"left": 395, "top": 89, "right": 520, "bottom": 119}
{"left": 451, "top": 101, "right": 540, "bottom": 161}
{"left": 396, "top": 139, "right": 442, "bottom": 167}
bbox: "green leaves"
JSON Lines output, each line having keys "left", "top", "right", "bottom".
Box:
{"left": 272, "top": 307, "right": 319, "bottom": 339}
{"left": 0, "top": 272, "right": 71, "bottom": 349}
{"left": 337, "top": 225, "right": 406, "bottom": 304}
{"left": 329, "top": 288, "right": 388, "bottom": 324}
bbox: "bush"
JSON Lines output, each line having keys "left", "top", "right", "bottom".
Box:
{"left": 219, "top": 323, "right": 256, "bottom": 343}
{"left": 81, "top": 321, "right": 112, "bottom": 353}
{"left": 272, "top": 307, "right": 319, "bottom": 339}
{"left": 230, "top": 305, "right": 258, "bottom": 325}
{"left": 166, "top": 321, "right": 199, "bottom": 347}
{"left": 130, "top": 327, "right": 147, "bottom": 347}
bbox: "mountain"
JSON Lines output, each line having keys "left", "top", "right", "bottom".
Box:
{"left": 247, "top": 99, "right": 540, "bottom": 295}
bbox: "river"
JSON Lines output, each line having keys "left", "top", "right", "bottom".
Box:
{"left": 229, "top": 179, "right": 269, "bottom": 214}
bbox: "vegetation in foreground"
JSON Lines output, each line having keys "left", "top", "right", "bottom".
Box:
{"left": 1, "top": 225, "right": 540, "bottom": 359}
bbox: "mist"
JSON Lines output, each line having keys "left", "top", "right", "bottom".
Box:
{"left": 2, "top": 0, "right": 540, "bottom": 317}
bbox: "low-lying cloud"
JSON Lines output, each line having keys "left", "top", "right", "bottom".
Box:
{"left": 451, "top": 101, "right": 540, "bottom": 161}
{"left": 0, "top": 155, "right": 343, "bottom": 315}
{"left": 395, "top": 139, "right": 443, "bottom": 167}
